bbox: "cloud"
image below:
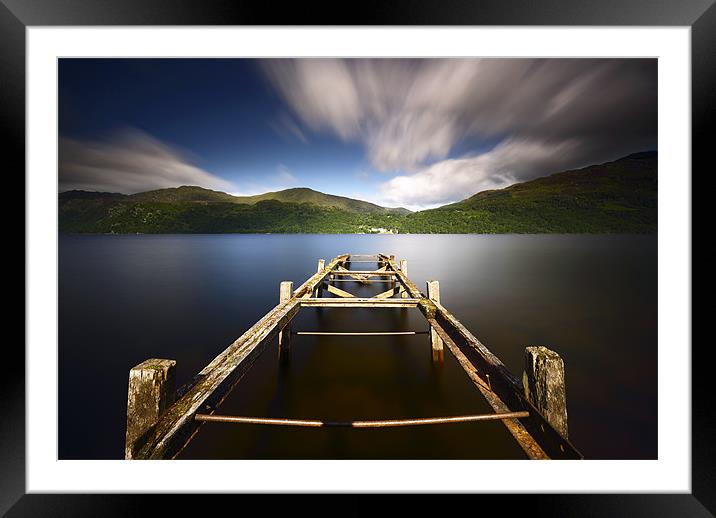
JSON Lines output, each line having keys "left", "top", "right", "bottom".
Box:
{"left": 228, "top": 164, "right": 300, "bottom": 197}
{"left": 275, "top": 164, "right": 299, "bottom": 186}
{"left": 378, "top": 138, "right": 583, "bottom": 210}
{"left": 59, "top": 129, "right": 234, "bottom": 194}
{"left": 262, "top": 58, "right": 656, "bottom": 207}
{"left": 268, "top": 113, "right": 309, "bottom": 144}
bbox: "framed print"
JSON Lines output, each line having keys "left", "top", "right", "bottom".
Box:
{"left": 5, "top": 0, "right": 708, "bottom": 515}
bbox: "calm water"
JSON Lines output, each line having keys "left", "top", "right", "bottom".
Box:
{"left": 59, "top": 234, "right": 657, "bottom": 459}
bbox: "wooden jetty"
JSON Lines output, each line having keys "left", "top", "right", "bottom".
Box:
{"left": 125, "top": 253, "right": 582, "bottom": 460}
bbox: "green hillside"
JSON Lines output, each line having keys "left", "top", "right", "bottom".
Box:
{"left": 233, "top": 187, "right": 410, "bottom": 215}
{"left": 400, "top": 151, "right": 657, "bottom": 233}
{"left": 125, "top": 185, "right": 409, "bottom": 214}
{"left": 59, "top": 151, "right": 657, "bottom": 234}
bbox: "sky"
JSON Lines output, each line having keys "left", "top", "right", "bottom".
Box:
{"left": 58, "top": 58, "right": 657, "bottom": 211}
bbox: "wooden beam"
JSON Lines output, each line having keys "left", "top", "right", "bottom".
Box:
{"left": 326, "top": 284, "right": 356, "bottom": 298}
{"left": 335, "top": 266, "right": 388, "bottom": 284}
{"left": 300, "top": 298, "right": 420, "bottom": 308}
{"left": 134, "top": 298, "right": 302, "bottom": 459}
{"left": 374, "top": 285, "right": 405, "bottom": 299}
{"left": 379, "top": 254, "right": 423, "bottom": 298}
{"left": 424, "top": 316, "right": 548, "bottom": 460}
{"left": 336, "top": 265, "right": 369, "bottom": 284}
{"left": 291, "top": 254, "right": 349, "bottom": 299}
{"left": 294, "top": 331, "right": 426, "bottom": 336}
{"left": 331, "top": 270, "right": 392, "bottom": 276}
{"left": 329, "top": 279, "right": 394, "bottom": 284}
{"left": 420, "top": 298, "right": 582, "bottom": 459}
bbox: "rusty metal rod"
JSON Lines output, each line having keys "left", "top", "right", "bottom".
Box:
{"left": 292, "top": 331, "right": 429, "bottom": 336}
{"left": 194, "top": 411, "right": 530, "bottom": 428}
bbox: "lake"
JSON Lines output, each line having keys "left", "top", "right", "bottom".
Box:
{"left": 59, "top": 234, "right": 657, "bottom": 460}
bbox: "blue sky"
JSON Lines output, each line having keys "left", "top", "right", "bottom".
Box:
{"left": 59, "top": 58, "right": 656, "bottom": 210}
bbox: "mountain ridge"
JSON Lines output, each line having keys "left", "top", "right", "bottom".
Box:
{"left": 59, "top": 151, "right": 657, "bottom": 234}
{"left": 61, "top": 185, "right": 411, "bottom": 215}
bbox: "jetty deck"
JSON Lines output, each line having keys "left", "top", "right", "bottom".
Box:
{"left": 125, "top": 253, "right": 582, "bottom": 460}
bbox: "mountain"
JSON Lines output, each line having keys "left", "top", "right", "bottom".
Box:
{"left": 58, "top": 186, "right": 409, "bottom": 234}
{"left": 58, "top": 152, "right": 657, "bottom": 234}
{"left": 399, "top": 151, "right": 657, "bottom": 233}
{"left": 129, "top": 185, "right": 237, "bottom": 204}
{"left": 232, "top": 187, "right": 410, "bottom": 215}
{"left": 125, "top": 185, "right": 410, "bottom": 214}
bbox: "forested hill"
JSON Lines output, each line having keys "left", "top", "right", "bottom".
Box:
{"left": 126, "top": 186, "right": 410, "bottom": 215}
{"left": 58, "top": 151, "right": 657, "bottom": 234}
{"left": 399, "top": 151, "right": 657, "bottom": 233}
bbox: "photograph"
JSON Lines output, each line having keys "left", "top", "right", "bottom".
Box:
{"left": 57, "top": 57, "right": 658, "bottom": 462}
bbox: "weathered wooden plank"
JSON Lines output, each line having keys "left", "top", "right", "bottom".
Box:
{"left": 292, "top": 254, "right": 349, "bottom": 299}
{"left": 424, "top": 299, "right": 582, "bottom": 459}
{"left": 134, "top": 298, "right": 302, "bottom": 459}
{"left": 379, "top": 254, "right": 423, "bottom": 298}
{"left": 326, "top": 284, "right": 356, "bottom": 298}
{"left": 125, "top": 359, "right": 176, "bottom": 459}
{"left": 336, "top": 265, "right": 369, "bottom": 285}
{"left": 294, "top": 331, "right": 425, "bottom": 336}
{"left": 329, "top": 279, "right": 394, "bottom": 284}
{"left": 424, "top": 317, "right": 548, "bottom": 460}
{"left": 374, "top": 285, "right": 405, "bottom": 299}
{"left": 300, "top": 298, "right": 420, "bottom": 308}
{"left": 331, "top": 270, "right": 393, "bottom": 276}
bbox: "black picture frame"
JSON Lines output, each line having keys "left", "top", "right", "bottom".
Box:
{"left": 4, "top": 0, "right": 707, "bottom": 515}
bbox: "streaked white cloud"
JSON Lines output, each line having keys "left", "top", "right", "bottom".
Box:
{"left": 275, "top": 164, "right": 299, "bottom": 186}
{"left": 268, "top": 112, "right": 309, "bottom": 144}
{"left": 228, "top": 164, "right": 300, "bottom": 197}
{"left": 263, "top": 58, "right": 656, "bottom": 208}
{"left": 59, "top": 129, "right": 234, "bottom": 194}
{"left": 378, "top": 138, "right": 583, "bottom": 210}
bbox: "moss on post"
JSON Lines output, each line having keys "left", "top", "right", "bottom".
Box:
{"left": 426, "top": 281, "right": 444, "bottom": 361}
{"left": 125, "top": 358, "right": 176, "bottom": 459}
{"left": 523, "top": 346, "right": 568, "bottom": 439}
{"left": 278, "top": 281, "right": 294, "bottom": 356}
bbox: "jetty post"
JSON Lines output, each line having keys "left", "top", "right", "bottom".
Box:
{"left": 522, "top": 346, "right": 568, "bottom": 438}
{"left": 399, "top": 259, "right": 408, "bottom": 299}
{"left": 315, "top": 259, "right": 325, "bottom": 297}
{"left": 125, "top": 358, "right": 176, "bottom": 459}
{"left": 278, "top": 281, "right": 294, "bottom": 356}
{"left": 426, "top": 280, "right": 444, "bottom": 362}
